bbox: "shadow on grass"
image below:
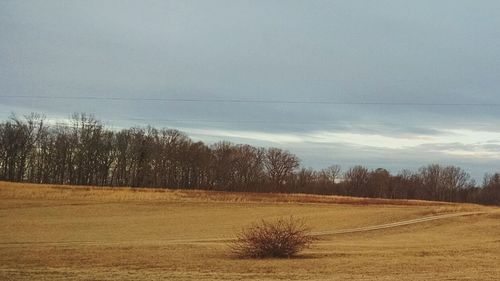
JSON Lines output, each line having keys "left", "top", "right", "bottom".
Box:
{"left": 225, "top": 253, "right": 326, "bottom": 260}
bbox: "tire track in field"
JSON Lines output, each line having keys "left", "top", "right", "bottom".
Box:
{"left": 0, "top": 202, "right": 113, "bottom": 210}
{"left": 0, "top": 211, "right": 485, "bottom": 248}
{"left": 167, "top": 211, "right": 485, "bottom": 244}
{"left": 309, "top": 211, "right": 484, "bottom": 236}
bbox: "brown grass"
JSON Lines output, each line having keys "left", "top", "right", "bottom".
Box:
{"left": 0, "top": 181, "right": 459, "bottom": 206}
{"left": 0, "top": 181, "right": 498, "bottom": 280}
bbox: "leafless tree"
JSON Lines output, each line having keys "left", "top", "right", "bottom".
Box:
{"left": 321, "top": 165, "right": 341, "bottom": 184}
{"left": 344, "top": 165, "right": 370, "bottom": 196}
{"left": 481, "top": 173, "right": 500, "bottom": 205}
{"left": 264, "top": 148, "right": 299, "bottom": 191}
{"left": 368, "top": 168, "right": 391, "bottom": 198}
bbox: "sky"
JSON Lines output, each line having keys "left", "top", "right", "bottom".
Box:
{"left": 1, "top": 1, "right": 499, "bottom": 180}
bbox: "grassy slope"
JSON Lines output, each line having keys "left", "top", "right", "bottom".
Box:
{"left": 0, "top": 181, "right": 498, "bottom": 281}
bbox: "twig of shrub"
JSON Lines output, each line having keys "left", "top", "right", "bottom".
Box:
{"left": 229, "top": 217, "right": 315, "bottom": 258}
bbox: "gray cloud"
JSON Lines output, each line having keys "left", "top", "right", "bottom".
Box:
{"left": 1, "top": 0, "right": 500, "bottom": 180}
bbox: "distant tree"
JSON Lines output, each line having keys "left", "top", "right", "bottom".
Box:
{"left": 110, "top": 129, "right": 132, "bottom": 186}
{"left": 482, "top": 173, "right": 500, "bottom": 205}
{"left": 322, "top": 165, "right": 341, "bottom": 184}
{"left": 0, "top": 114, "right": 45, "bottom": 181}
{"left": 418, "top": 164, "right": 442, "bottom": 200}
{"left": 368, "top": 168, "right": 390, "bottom": 198}
{"left": 295, "top": 168, "right": 316, "bottom": 193}
{"left": 418, "top": 164, "right": 474, "bottom": 202}
{"left": 344, "top": 166, "right": 370, "bottom": 196}
{"left": 264, "top": 148, "right": 299, "bottom": 191}
{"left": 184, "top": 141, "right": 211, "bottom": 188}
{"left": 210, "top": 141, "right": 237, "bottom": 190}
{"left": 391, "top": 169, "right": 420, "bottom": 199}
{"left": 232, "top": 145, "right": 265, "bottom": 192}
{"left": 128, "top": 128, "right": 154, "bottom": 187}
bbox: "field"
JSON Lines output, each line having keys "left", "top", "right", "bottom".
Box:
{"left": 1, "top": 182, "right": 499, "bottom": 280}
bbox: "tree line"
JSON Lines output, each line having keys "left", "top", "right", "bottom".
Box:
{"left": 0, "top": 113, "right": 498, "bottom": 205}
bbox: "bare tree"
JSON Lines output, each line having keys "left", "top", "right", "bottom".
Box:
{"left": 232, "top": 145, "right": 265, "bottom": 191}
{"left": 418, "top": 164, "right": 474, "bottom": 202}
{"left": 481, "top": 173, "right": 500, "bottom": 205}
{"left": 322, "top": 165, "right": 341, "bottom": 184}
{"left": 368, "top": 168, "right": 390, "bottom": 198}
{"left": 295, "top": 168, "right": 316, "bottom": 193}
{"left": 391, "top": 169, "right": 419, "bottom": 199}
{"left": 344, "top": 165, "right": 370, "bottom": 196}
{"left": 0, "top": 114, "right": 45, "bottom": 181}
{"left": 210, "top": 141, "right": 237, "bottom": 190}
{"left": 264, "top": 148, "right": 299, "bottom": 191}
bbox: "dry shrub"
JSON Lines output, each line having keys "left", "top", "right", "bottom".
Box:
{"left": 230, "top": 217, "right": 315, "bottom": 258}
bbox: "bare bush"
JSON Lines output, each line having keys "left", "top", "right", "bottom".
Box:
{"left": 230, "top": 217, "right": 315, "bottom": 258}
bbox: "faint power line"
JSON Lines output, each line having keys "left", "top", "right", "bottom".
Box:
{"left": 1, "top": 95, "right": 500, "bottom": 107}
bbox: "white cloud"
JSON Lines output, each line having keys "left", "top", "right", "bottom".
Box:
{"left": 182, "top": 127, "right": 500, "bottom": 160}
{"left": 183, "top": 128, "right": 304, "bottom": 144}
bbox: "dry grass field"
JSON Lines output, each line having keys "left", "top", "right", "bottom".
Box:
{"left": 0, "top": 181, "right": 499, "bottom": 280}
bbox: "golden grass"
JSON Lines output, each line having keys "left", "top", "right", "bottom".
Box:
{"left": 0, "top": 181, "right": 460, "bottom": 206}
{"left": 0, "top": 181, "right": 498, "bottom": 280}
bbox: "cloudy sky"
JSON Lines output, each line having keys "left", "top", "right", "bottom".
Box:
{"left": 1, "top": 1, "right": 499, "bottom": 180}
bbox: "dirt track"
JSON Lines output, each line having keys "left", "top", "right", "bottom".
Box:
{"left": 0, "top": 211, "right": 485, "bottom": 248}
{"left": 310, "top": 211, "right": 485, "bottom": 236}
